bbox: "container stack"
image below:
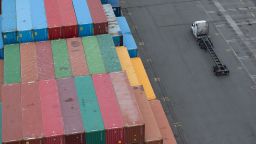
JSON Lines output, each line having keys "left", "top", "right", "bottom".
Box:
{"left": 1, "top": 0, "right": 177, "bottom": 144}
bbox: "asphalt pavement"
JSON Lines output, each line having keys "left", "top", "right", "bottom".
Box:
{"left": 122, "top": 0, "right": 256, "bottom": 144}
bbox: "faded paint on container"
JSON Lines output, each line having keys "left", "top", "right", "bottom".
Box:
{"left": 35, "top": 41, "right": 55, "bottom": 80}
{"left": 110, "top": 72, "right": 145, "bottom": 144}
{"left": 20, "top": 43, "right": 38, "bottom": 82}
{"left": 82, "top": 36, "right": 106, "bottom": 74}
{"left": 116, "top": 46, "right": 140, "bottom": 86}
{"left": 97, "top": 34, "right": 121, "bottom": 72}
{"left": 67, "top": 38, "right": 89, "bottom": 76}
{"left": 92, "top": 74, "right": 125, "bottom": 144}
{"left": 123, "top": 34, "right": 138, "bottom": 58}
{"left": 4, "top": 44, "right": 20, "bottom": 84}
{"left": 0, "top": 60, "right": 3, "bottom": 101}
{"left": 2, "top": 84, "right": 22, "bottom": 144}
{"left": 21, "top": 82, "right": 43, "bottom": 144}
{"left": 150, "top": 100, "right": 177, "bottom": 144}
{"left": 51, "top": 40, "right": 72, "bottom": 79}
{"left": 131, "top": 58, "right": 156, "bottom": 100}
{"left": 133, "top": 86, "right": 163, "bottom": 144}
{"left": 74, "top": 76, "right": 106, "bottom": 144}
{"left": 39, "top": 79, "right": 64, "bottom": 144}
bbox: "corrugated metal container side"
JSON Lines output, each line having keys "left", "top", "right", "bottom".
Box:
{"left": 123, "top": 33, "right": 138, "bottom": 58}
{"left": 110, "top": 72, "right": 145, "bottom": 144}
{"left": 74, "top": 76, "right": 106, "bottom": 144}
{"left": 4, "top": 44, "right": 21, "bottom": 84}
{"left": 117, "top": 16, "right": 131, "bottom": 34}
{"left": 30, "top": 0, "right": 48, "bottom": 41}
{"left": 150, "top": 100, "right": 177, "bottom": 144}
{"left": 132, "top": 86, "right": 163, "bottom": 144}
{"left": 112, "top": 7, "right": 121, "bottom": 17}
{"left": 131, "top": 58, "right": 156, "bottom": 100}
{"left": 44, "top": 0, "right": 62, "bottom": 39}
{"left": 16, "top": 0, "right": 33, "bottom": 43}
{"left": 82, "top": 36, "right": 106, "bottom": 74}
{"left": 51, "top": 40, "right": 72, "bottom": 79}
{"left": 21, "top": 82, "right": 43, "bottom": 144}
{"left": 0, "top": 60, "right": 3, "bottom": 101}
{"left": 57, "top": 78, "right": 85, "bottom": 144}
{"left": 92, "top": 74, "right": 125, "bottom": 144}
{"left": 97, "top": 34, "right": 121, "bottom": 72}
{"left": 39, "top": 79, "right": 64, "bottom": 144}
{"left": 20, "top": 43, "right": 38, "bottom": 83}
{"left": 2, "top": 0, "right": 17, "bottom": 44}
{"left": 72, "top": 0, "right": 93, "bottom": 36}
{"left": 2, "top": 84, "right": 22, "bottom": 144}
{"left": 116, "top": 46, "right": 140, "bottom": 86}
{"left": 35, "top": 41, "right": 55, "bottom": 80}
{"left": 67, "top": 38, "right": 89, "bottom": 76}
{"left": 87, "top": 0, "right": 108, "bottom": 35}
{"left": 57, "top": 0, "right": 78, "bottom": 38}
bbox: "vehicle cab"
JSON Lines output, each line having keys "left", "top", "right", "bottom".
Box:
{"left": 191, "top": 20, "right": 209, "bottom": 38}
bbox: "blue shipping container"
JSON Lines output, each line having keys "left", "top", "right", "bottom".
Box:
{"left": 117, "top": 16, "right": 131, "bottom": 34}
{"left": 107, "top": 0, "right": 119, "bottom": 7}
{"left": 30, "top": 0, "right": 48, "bottom": 41}
{"left": 16, "top": 0, "right": 33, "bottom": 43}
{"left": 101, "top": 0, "right": 107, "bottom": 4}
{"left": 2, "top": 0, "right": 18, "bottom": 44}
{"left": 0, "top": 16, "right": 3, "bottom": 59}
{"left": 123, "top": 33, "right": 138, "bottom": 58}
{"left": 72, "top": 0, "right": 94, "bottom": 37}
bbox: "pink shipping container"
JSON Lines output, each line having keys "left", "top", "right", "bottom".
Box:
{"left": 39, "top": 79, "right": 64, "bottom": 144}
{"left": 2, "top": 84, "right": 22, "bottom": 144}
{"left": 110, "top": 72, "right": 145, "bottom": 144}
{"left": 0, "top": 60, "right": 3, "bottom": 101}
{"left": 92, "top": 74, "right": 125, "bottom": 144}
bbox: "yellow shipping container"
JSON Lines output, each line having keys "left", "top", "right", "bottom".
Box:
{"left": 131, "top": 57, "right": 156, "bottom": 100}
{"left": 116, "top": 46, "right": 140, "bottom": 86}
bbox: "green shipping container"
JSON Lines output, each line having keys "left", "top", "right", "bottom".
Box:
{"left": 74, "top": 76, "right": 106, "bottom": 144}
{"left": 4, "top": 44, "right": 21, "bottom": 84}
{"left": 97, "top": 34, "right": 121, "bottom": 72}
{"left": 82, "top": 36, "right": 106, "bottom": 74}
{"left": 51, "top": 40, "right": 72, "bottom": 78}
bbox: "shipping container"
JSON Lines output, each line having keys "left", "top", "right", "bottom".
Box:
{"left": 0, "top": 21, "right": 3, "bottom": 58}
{"left": 39, "top": 79, "right": 64, "bottom": 144}
{"left": 2, "top": 0, "right": 18, "bottom": 44}
{"left": 116, "top": 46, "right": 140, "bottom": 86}
{"left": 20, "top": 43, "right": 38, "bottom": 83}
{"left": 117, "top": 16, "right": 131, "bottom": 35}
{"left": 16, "top": 0, "right": 33, "bottom": 43}
{"left": 102, "top": 4, "right": 122, "bottom": 46}
{"left": 101, "top": 0, "right": 107, "bottom": 4}
{"left": 72, "top": 0, "right": 93, "bottom": 36}
{"left": 57, "top": 78, "right": 85, "bottom": 144}
{"left": 67, "top": 38, "right": 89, "bottom": 76}
{"left": 112, "top": 7, "right": 121, "bottom": 17}
{"left": 123, "top": 33, "right": 138, "bottom": 58}
{"left": 87, "top": 0, "right": 108, "bottom": 35}
{"left": 57, "top": 0, "right": 78, "bottom": 38}
{"left": 51, "top": 40, "right": 72, "bottom": 79}
{"left": 132, "top": 86, "right": 163, "bottom": 144}
{"left": 82, "top": 36, "right": 106, "bottom": 74}
{"left": 0, "top": 60, "right": 3, "bottom": 101}
{"left": 2, "top": 84, "right": 22, "bottom": 144}
{"left": 92, "top": 74, "right": 125, "bottom": 144}
{"left": 110, "top": 72, "right": 145, "bottom": 144}
{"left": 35, "top": 41, "right": 55, "bottom": 80}
{"left": 21, "top": 82, "right": 43, "bottom": 144}
{"left": 0, "top": 102, "right": 2, "bottom": 144}
{"left": 107, "top": 0, "right": 120, "bottom": 8}
{"left": 131, "top": 58, "right": 156, "bottom": 100}
{"left": 30, "top": 0, "right": 48, "bottom": 41}
{"left": 44, "top": 0, "right": 62, "bottom": 39}
{"left": 4, "top": 44, "right": 20, "bottom": 84}
{"left": 150, "top": 100, "right": 177, "bottom": 144}
{"left": 74, "top": 76, "right": 106, "bottom": 144}
{"left": 97, "top": 34, "right": 121, "bottom": 72}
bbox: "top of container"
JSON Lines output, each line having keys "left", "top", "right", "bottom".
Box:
{"left": 30, "top": 0, "right": 48, "bottom": 29}
{"left": 2, "top": 0, "right": 17, "bottom": 32}
{"left": 72, "top": 0, "right": 93, "bottom": 25}
{"left": 117, "top": 16, "right": 131, "bottom": 34}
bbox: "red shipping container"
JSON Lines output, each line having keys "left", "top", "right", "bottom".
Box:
{"left": 66, "top": 38, "right": 89, "bottom": 76}
{"left": 39, "top": 79, "right": 64, "bottom": 144}
{"left": 44, "top": 0, "right": 62, "bottom": 39}
{"left": 35, "top": 41, "right": 55, "bottom": 80}
{"left": 92, "top": 74, "right": 125, "bottom": 144}
{"left": 2, "top": 84, "right": 22, "bottom": 144}
{"left": 87, "top": 0, "right": 108, "bottom": 35}
{"left": 57, "top": 78, "right": 85, "bottom": 144}
{"left": 150, "top": 100, "right": 177, "bottom": 144}
{"left": 110, "top": 72, "right": 145, "bottom": 144}
{"left": 20, "top": 43, "right": 38, "bottom": 83}
{"left": 0, "top": 60, "right": 3, "bottom": 101}
{"left": 57, "top": 0, "right": 78, "bottom": 38}
{"left": 21, "top": 82, "right": 43, "bottom": 144}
